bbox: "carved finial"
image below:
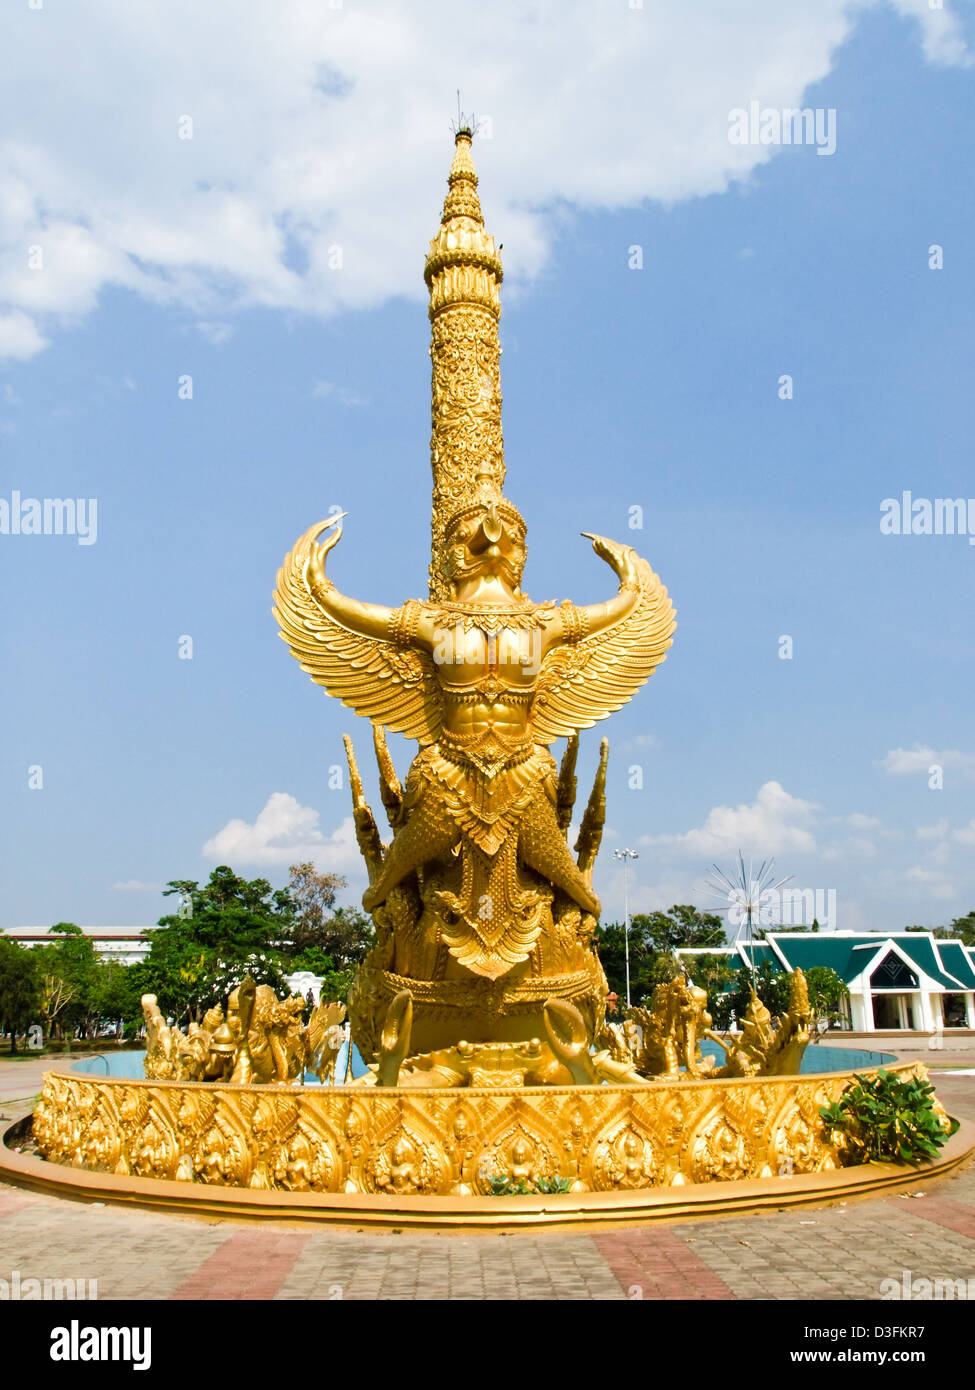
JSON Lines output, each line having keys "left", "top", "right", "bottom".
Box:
{"left": 425, "top": 124, "right": 507, "bottom": 598}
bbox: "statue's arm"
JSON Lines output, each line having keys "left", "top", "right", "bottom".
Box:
{"left": 540, "top": 534, "right": 641, "bottom": 652}
{"left": 312, "top": 576, "right": 399, "bottom": 643}
{"left": 306, "top": 520, "right": 433, "bottom": 649}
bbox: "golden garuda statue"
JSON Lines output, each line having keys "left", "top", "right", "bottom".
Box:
{"left": 274, "top": 125, "right": 676, "bottom": 1078}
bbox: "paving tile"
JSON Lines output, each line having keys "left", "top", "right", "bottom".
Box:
{"left": 2, "top": 1064, "right": 972, "bottom": 1301}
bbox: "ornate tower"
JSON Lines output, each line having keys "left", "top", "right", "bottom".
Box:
{"left": 275, "top": 125, "right": 676, "bottom": 1072}
{"left": 424, "top": 126, "right": 506, "bottom": 599}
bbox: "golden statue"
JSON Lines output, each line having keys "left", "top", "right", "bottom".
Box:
{"left": 142, "top": 984, "right": 348, "bottom": 1087}
{"left": 30, "top": 132, "right": 957, "bottom": 1207}
{"left": 711, "top": 969, "right": 813, "bottom": 1078}
{"left": 273, "top": 126, "right": 676, "bottom": 1077}
{"left": 626, "top": 975, "right": 717, "bottom": 1079}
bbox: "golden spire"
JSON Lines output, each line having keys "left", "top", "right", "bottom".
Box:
{"left": 425, "top": 127, "right": 508, "bottom": 599}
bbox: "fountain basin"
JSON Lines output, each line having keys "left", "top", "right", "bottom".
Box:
{"left": 2, "top": 1060, "right": 967, "bottom": 1229}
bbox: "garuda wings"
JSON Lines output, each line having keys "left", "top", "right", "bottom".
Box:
{"left": 274, "top": 522, "right": 675, "bottom": 747}
{"left": 273, "top": 521, "right": 442, "bottom": 744}
{"left": 530, "top": 552, "right": 676, "bottom": 744}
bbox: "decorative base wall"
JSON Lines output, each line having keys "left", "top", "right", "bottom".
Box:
{"left": 29, "top": 1064, "right": 930, "bottom": 1197}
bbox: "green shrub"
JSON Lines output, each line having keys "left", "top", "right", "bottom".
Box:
{"left": 486, "top": 1174, "right": 572, "bottom": 1196}
{"left": 820, "top": 1069, "right": 959, "bottom": 1166}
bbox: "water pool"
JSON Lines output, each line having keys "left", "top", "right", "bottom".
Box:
{"left": 71, "top": 1040, "right": 894, "bottom": 1082}
{"left": 71, "top": 1042, "right": 372, "bottom": 1083}
{"left": 699, "top": 1039, "right": 894, "bottom": 1072}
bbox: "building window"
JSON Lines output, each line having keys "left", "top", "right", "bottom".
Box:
{"left": 869, "top": 953, "right": 919, "bottom": 990}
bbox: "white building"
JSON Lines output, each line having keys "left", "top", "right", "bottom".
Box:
{"left": 1, "top": 927, "right": 153, "bottom": 965}
{"left": 677, "top": 931, "right": 975, "bottom": 1033}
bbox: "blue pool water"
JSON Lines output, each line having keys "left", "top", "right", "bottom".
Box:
{"left": 72, "top": 1040, "right": 894, "bottom": 1082}
{"left": 699, "top": 1040, "right": 894, "bottom": 1073}
{"left": 72, "top": 1041, "right": 372, "bottom": 1083}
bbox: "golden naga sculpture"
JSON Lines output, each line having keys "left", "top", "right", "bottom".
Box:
{"left": 626, "top": 975, "right": 717, "bottom": 1080}
{"left": 711, "top": 969, "right": 813, "bottom": 1078}
{"left": 273, "top": 127, "right": 676, "bottom": 1077}
{"left": 141, "top": 986, "right": 347, "bottom": 1087}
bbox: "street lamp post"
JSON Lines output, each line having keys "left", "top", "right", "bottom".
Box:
{"left": 613, "top": 848, "right": 639, "bottom": 1007}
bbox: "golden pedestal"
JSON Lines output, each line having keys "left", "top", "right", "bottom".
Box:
{"left": 31, "top": 1063, "right": 925, "bottom": 1198}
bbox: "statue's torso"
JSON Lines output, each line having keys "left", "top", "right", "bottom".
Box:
{"left": 432, "top": 615, "right": 543, "bottom": 741}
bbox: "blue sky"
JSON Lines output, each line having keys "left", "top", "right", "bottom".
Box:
{"left": 1, "top": 1, "right": 974, "bottom": 934}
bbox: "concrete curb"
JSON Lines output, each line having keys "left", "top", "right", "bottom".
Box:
{"left": 3, "top": 1112, "right": 972, "bottom": 1233}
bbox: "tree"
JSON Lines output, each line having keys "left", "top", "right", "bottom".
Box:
{"left": 948, "top": 912, "right": 975, "bottom": 947}
{"left": 803, "top": 966, "right": 849, "bottom": 1028}
{"left": 0, "top": 939, "right": 41, "bottom": 1052}
{"left": 597, "top": 906, "right": 728, "bottom": 1005}
{"left": 711, "top": 960, "right": 791, "bottom": 1032}
{"left": 638, "top": 905, "right": 726, "bottom": 952}
{"left": 134, "top": 867, "right": 296, "bottom": 1025}
{"left": 286, "top": 863, "right": 345, "bottom": 951}
{"left": 597, "top": 919, "right": 671, "bottom": 1004}
{"left": 90, "top": 962, "right": 142, "bottom": 1034}
{"left": 286, "top": 864, "right": 373, "bottom": 975}
{"left": 37, "top": 969, "right": 76, "bottom": 1039}
{"left": 906, "top": 916, "right": 975, "bottom": 946}
{"left": 682, "top": 951, "right": 737, "bottom": 1000}
{"left": 33, "top": 925, "right": 99, "bottom": 1039}
{"left": 758, "top": 918, "right": 821, "bottom": 936}
{"left": 132, "top": 864, "right": 376, "bottom": 1024}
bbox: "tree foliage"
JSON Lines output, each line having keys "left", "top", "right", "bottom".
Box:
{"left": 597, "top": 905, "right": 726, "bottom": 1005}
{"left": 709, "top": 959, "right": 791, "bottom": 1031}
{"left": 133, "top": 867, "right": 295, "bottom": 1024}
{"left": 133, "top": 863, "right": 374, "bottom": 1024}
{"left": 33, "top": 925, "right": 100, "bottom": 1037}
{"left": 803, "top": 966, "right": 849, "bottom": 1025}
{"left": 907, "top": 913, "right": 975, "bottom": 948}
{"left": 0, "top": 938, "right": 41, "bottom": 1051}
{"left": 681, "top": 951, "right": 737, "bottom": 1000}
{"left": 284, "top": 863, "right": 374, "bottom": 997}
{"left": 639, "top": 905, "right": 726, "bottom": 951}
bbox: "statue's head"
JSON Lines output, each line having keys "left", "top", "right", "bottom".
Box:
{"left": 442, "top": 496, "right": 526, "bottom": 594}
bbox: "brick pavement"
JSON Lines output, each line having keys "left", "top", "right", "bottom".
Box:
{"left": 0, "top": 1067, "right": 971, "bottom": 1301}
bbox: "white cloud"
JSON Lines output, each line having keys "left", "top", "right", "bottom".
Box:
{"left": 822, "top": 837, "right": 877, "bottom": 861}
{"left": 641, "top": 780, "right": 819, "bottom": 857}
{"left": 622, "top": 733, "right": 660, "bottom": 752}
{"left": 905, "top": 864, "right": 955, "bottom": 900}
{"left": 879, "top": 745, "right": 975, "bottom": 779}
{"left": 197, "top": 321, "right": 234, "bottom": 346}
{"left": 952, "top": 819, "right": 975, "bottom": 848}
{"left": 0, "top": 309, "right": 48, "bottom": 361}
{"left": 111, "top": 879, "right": 162, "bottom": 892}
{"left": 0, "top": 1, "right": 965, "bottom": 360}
{"left": 311, "top": 380, "right": 369, "bottom": 407}
{"left": 888, "top": 0, "right": 973, "bottom": 66}
{"left": 202, "top": 792, "right": 362, "bottom": 872}
{"left": 916, "top": 818, "right": 949, "bottom": 841}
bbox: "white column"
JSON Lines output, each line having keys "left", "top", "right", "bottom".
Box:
{"left": 966, "top": 993, "right": 975, "bottom": 1029}
{"left": 859, "top": 989, "right": 875, "bottom": 1033}
{"left": 916, "top": 991, "right": 934, "bottom": 1033}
